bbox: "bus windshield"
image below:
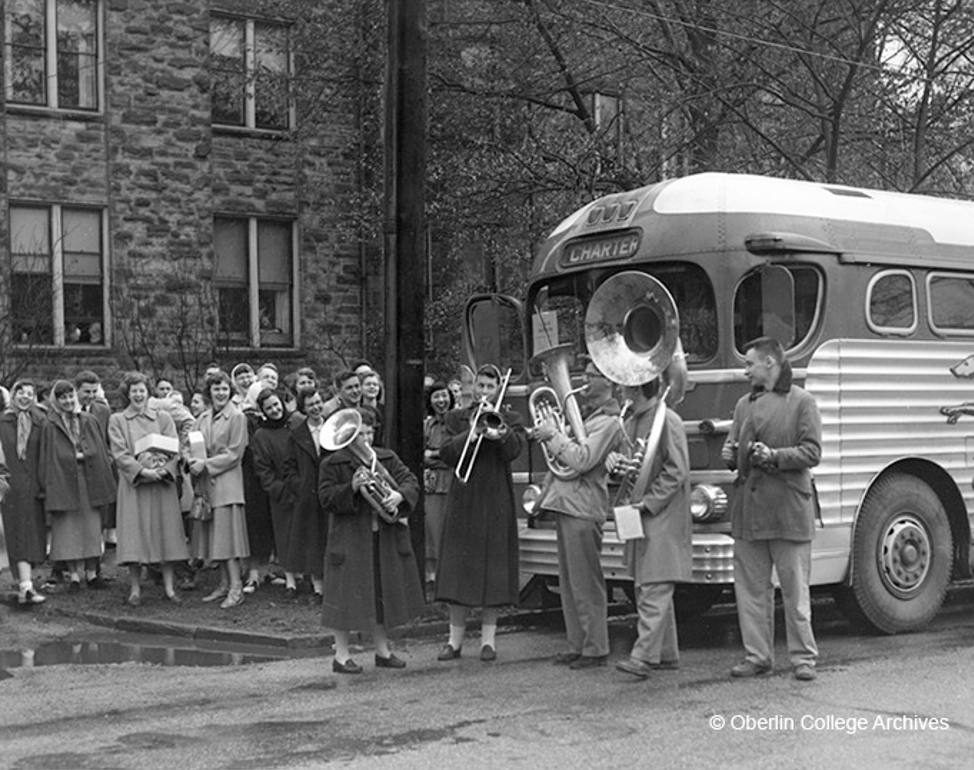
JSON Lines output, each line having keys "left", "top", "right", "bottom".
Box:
{"left": 529, "top": 263, "right": 718, "bottom": 370}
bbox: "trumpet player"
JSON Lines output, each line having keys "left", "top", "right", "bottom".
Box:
{"left": 435, "top": 364, "right": 524, "bottom": 663}
{"left": 529, "top": 367, "right": 623, "bottom": 670}
{"left": 318, "top": 408, "right": 425, "bottom": 674}
{"left": 605, "top": 379, "right": 691, "bottom": 679}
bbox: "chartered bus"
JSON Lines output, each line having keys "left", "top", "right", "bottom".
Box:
{"left": 463, "top": 172, "right": 974, "bottom": 633}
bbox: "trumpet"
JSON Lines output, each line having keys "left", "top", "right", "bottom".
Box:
{"left": 320, "top": 408, "right": 402, "bottom": 523}
{"left": 454, "top": 368, "right": 512, "bottom": 484}
{"left": 528, "top": 343, "right": 588, "bottom": 480}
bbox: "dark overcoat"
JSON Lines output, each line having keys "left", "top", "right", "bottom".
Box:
{"left": 281, "top": 419, "right": 326, "bottom": 575}
{"left": 434, "top": 405, "right": 524, "bottom": 607}
{"left": 251, "top": 422, "right": 295, "bottom": 564}
{"left": 242, "top": 409, "right": 273, "bottom": 561}
{"left": 623, "top": 402, "right": 692, "bottom": 583}
{"left": 38, "top": 410, "right": 116, "bottom": 513}
{"left": 318, "top": 446, "right": 425, "bottom": 631}
{"left": 0, "top": 408, "right": 45, "bottom": 563}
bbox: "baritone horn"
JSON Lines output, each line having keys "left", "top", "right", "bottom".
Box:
{"left": 584, "top": 271, "right": 688, "bottom": 502}
{"left": 528, "top": 343, "right": 589, "bottom": 480}
{"left": 320, "top": 408, "right": 402, "bottom": 523}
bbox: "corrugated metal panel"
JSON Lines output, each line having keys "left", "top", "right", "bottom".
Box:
{"left": 806, "top": 339, "right": 974, "bottom": 532}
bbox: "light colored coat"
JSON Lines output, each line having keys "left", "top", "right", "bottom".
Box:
{"left": 623, "top": 401, "right": 692, "bottom": 583}
{"left": 193, "top": 404, "right": 248, "bottom": 507}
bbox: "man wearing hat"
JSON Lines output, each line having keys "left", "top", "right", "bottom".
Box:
{"left": 530, "top": 366, "right": 623, "bottom": 669}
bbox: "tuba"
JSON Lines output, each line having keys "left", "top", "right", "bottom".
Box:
{"left": 584, "top": 271, "right": 688, "bottom": 502}
{"left": 528, "top": 343, "right": 589, "bottom": 480}
{"left": 320, "top": 408, "right": 402, "bottom": 523}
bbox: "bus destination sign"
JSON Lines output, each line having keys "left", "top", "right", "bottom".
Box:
{"left": 559, "top": 231, "right": 641, "bottom": 267}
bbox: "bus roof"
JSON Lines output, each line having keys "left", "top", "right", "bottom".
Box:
{"left": 533, "top": 173, "right": 974, "bottom": 275}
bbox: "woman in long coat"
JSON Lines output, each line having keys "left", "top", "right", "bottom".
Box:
{"left": 434, "top": 364, "right": 524, "bottom": 660}
{"left": 318, "top": 407, "right": 425, "bottom": 673}
{"left": 188, "top": 370, "right": 250, "bottom": 609}
{"left": 240, "top": 381, "right": 273, "bottom": 594}
{"left": 250, "top": 388, "right": 297, "bottom": 597}
{"left": 38, "top": 380, "right": 116, "bottom": 591}
{"left": 108, "top": 371, "right": 190, "bottom": 606}
{"left": 282, "top": 388, "right": 327, "bottom": 598}
{"left": 0, "top": 380, "right": 47, "bottom": 605}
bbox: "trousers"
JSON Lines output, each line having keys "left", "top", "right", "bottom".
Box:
{"left": 733, "top": 537, "right": 818, "bottom": 668}
{"left": 630, "top": 581, "right": 678, "bottom": 664}
{"left": 556, "top": 514, "right": 609, "bottom": 657}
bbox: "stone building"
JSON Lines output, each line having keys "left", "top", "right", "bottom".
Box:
{"left": 1, "top": 0, "right": 379, "bottom": 395}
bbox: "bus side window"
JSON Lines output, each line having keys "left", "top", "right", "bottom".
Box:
{"left": 928, "top": 273, "right": 974, "bottom": 334}
{"left": 867, "top": 270, "right": 917, "bottom": 335}
{"left": 734, "top": 265, "right": 821, "bottom": 353}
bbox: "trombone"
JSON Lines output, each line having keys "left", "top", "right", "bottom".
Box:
{"left": 454, "top": 367, "right": 512, "bottom": 485}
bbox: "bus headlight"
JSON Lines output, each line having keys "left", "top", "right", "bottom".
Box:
{"left": 522, "top": 484, "right": 543, "bottom": 517}
{"left": 690, "top": 484, "right": 728, "bottom": 523}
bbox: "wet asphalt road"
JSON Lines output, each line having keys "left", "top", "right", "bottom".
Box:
{"left": 0, "top": 590, "right": 972, "bottom": 770}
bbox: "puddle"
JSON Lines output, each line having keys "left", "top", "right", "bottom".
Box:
{"left": 0, "top": 632, "right": 326, "bottom": 670}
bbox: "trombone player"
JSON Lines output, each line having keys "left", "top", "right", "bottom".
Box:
{"left": 606, "top": 378, "right": 691, "bottom": 679}
{"left": 529, "top": 362, "right": 623, "bottom": 670}
{"left": 435, "top": 364, "right": 525, "bottom": 662}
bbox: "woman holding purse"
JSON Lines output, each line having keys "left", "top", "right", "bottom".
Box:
{"left": 109, "top": 372, "right": 189, "bottom": 606}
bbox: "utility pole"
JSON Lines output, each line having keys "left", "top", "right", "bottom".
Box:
{"left": 384, "top": 0, "right": 428, "bottom": 572}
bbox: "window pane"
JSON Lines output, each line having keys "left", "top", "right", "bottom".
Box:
{"left": 213, "top": 217, "right": 248, "bottom": 282}
{"left": 257, "top": 220, "right": 291, "bottom": 285}
{"left": 734, "top": 266, "right": 821, "bottom": 352}
{"left": 12, "top": 273, "right": 54, "bottom": 345}
{"left": 255, "top": 23, "right": 289, "bottom": 129}
{"left": 63, "top": 209, "right": 101, "bottom": 279}
{"left": 869, "top": 273, "right": 915, "bottom": 329}
{"left": 63, "top": 283, "right": 102, "bottom": 344}
{"left": 56, "top": 0, "right": 98, "bottom": 109}
{"left": 10, "top": 206, "right": 51, "bottom": 255}
{"left": 218, "top": 287, "right": 250, "bottom": 337}
{"left": 259, "top": 288, "right": 291, "bottom": 345}
{"left": 211, "top": 17, "right": 245, "bottom": 125}
{"left": 930, "top": 276, "right": 974, "bottom": 330}
{"left": 5, "top": 0, "right": 46, "bottom": 104}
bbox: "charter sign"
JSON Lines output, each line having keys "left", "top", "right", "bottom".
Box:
{"left": 560, "top": 232, "right": 641, "bottom": 267}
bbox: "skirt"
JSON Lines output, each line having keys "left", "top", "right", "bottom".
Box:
{"left": 49, "top": 472, "right": 104, "bottom": 562}
{"left": 193, "top": 503, "right": 250, "bottom": 561}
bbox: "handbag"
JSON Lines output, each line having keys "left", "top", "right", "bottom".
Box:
{"left": 189, "top": 495, "right": 213, "bottom": 522}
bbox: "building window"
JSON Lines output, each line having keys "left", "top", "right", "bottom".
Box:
{"left": 8, "top": 204, "right": 107, "bottom": 346}
{"left": 4, "top": 0, "right": 100, "bottom": 111}
{"left": 211, "top": 15, "right": 290, "bottom": 130}
{"left": 213, "top": 216, "right": 296, "bottom": 348}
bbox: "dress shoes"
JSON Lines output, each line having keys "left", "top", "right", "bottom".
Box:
{"left": 793, "top": 664, "right": 816, "bottom": 681}
{"left": 220, "top": 588, "right": 244, "bottom": 609}
{"left": 126, "top": 593, "right": 142, "bottom": 608}
{"left": 650, "top": 660, "right": 680, "bottom": 671}
{"left": 202, "top": 585, "right": 229, "bottom": 603}
{"left": 284, "top": 587, "right": 298, "bottom": 601}
{"left": 68, "top": 580, "right": 82, "bottom": 594}
{"left": 242, "top": 578, "right": 258, "bottom": 595}
{"left": 165, "top": 592, "right": 183, "bottom": 605}
{"left": 333, "top": 658, "right": 363, "bottom": 675}
{"left": 569, "top": 655, "right": 608, "bottom": 670}
{"left": 615, "top": 658, "right": 653, "bottom": 678}
{"left": 86, "top": 576, "right": 109, "bottom": 590}
{"left": 18, "top": 589, "right": 46, "bottom": 606}
{"left": 375, "top": 653, "right": 406, "bottom": 669}
{"left": 552, "top": 652, "right": 582, "bottom": 666}
{"left": 730, "top": 660, "right": 772, "bottom": 678}
{"left": 436, "top": 644, "right": 461, "bottom": 661}
{"left": 480, "top": 645, "right": 496, "bottom": 662}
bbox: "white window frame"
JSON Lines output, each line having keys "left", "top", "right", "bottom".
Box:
{"left": 927, "top": 271, "right": 974, "bottom": 337}
{"left": 3, "top": 0, "right": 105, "bottom": 112}
{"left": 211, "top": 14, "right": 294, "bottom": 131}
{"left": 213, "top": 215, "right": 299, "bottom": 349}
{"left": 866, "top": 269, "right": 918, "bottom": 336}
{"left": 8, "top": 203, "right": 110, "bottom": 347}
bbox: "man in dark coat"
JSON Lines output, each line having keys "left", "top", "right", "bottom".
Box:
{"left": 722, "top": 336, "right": 822, "bottom": 681}
{"left": 608, "top": 378, "right": 691, "bottom": 678}
{"left": 318, "top": 408, "right": 424, "bottom": 674}
{"left": 435, "top": 364, "right": 524, "bottom": 662}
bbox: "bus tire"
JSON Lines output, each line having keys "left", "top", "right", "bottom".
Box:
{"left": 843, "top": 473, "right": 952, "bottom": 634}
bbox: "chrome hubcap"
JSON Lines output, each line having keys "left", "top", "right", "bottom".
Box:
{"left": 879, "top": 514, "right": 930, "bottom": 596}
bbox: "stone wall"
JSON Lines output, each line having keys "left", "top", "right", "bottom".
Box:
{"left": 1, "top": 0, "right": 370, "bottom": 395}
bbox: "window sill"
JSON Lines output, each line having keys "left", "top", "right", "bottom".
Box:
{"left": 213, "top": 124, "right": 292, "bottom": 140}
{"left": 5, "top": 104, "right": 105, "bottom": 122}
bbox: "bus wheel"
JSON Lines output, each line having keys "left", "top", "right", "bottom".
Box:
{"left": 842, "top": 473, "right": 952, "bottom": 634}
